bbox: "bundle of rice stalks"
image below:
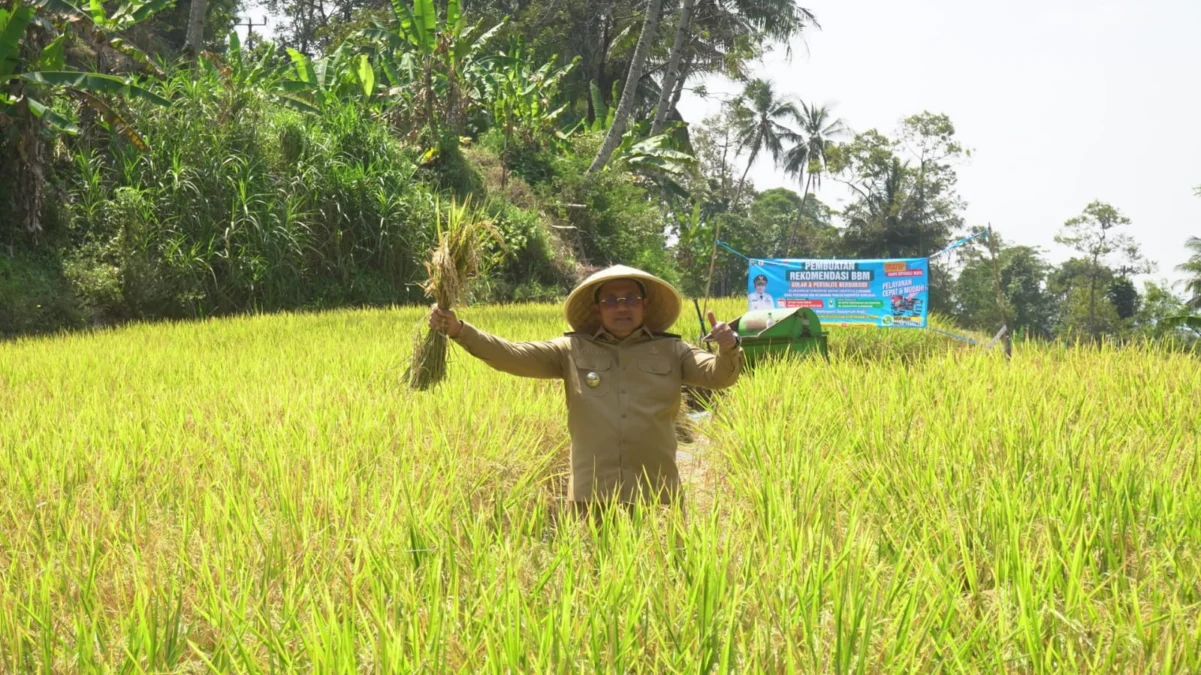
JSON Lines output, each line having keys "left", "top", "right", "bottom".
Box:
{"left": 407, "top": 197, "right": 502, "bottom": 390}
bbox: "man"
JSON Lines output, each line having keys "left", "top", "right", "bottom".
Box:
{"left": 427, "top": 265, "right": 743, "bottom": 506}
{"left": 748, "top": 274, "right": 775, "bottom": 310}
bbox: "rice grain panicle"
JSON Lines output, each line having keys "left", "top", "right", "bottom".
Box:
{"left": 407, "top": 197, "right": 500, "bottom": 390}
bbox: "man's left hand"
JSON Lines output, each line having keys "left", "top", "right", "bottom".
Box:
{"left": 707, "top": 311, "right": 739, "bottom": 350}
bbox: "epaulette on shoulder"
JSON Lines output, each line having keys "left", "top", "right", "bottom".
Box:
{"left": 653, "top": 332, "right": 681, "bottom": 339}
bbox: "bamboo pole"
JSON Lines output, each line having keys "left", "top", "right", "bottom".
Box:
{"left": 986, "top": 223, "right": 1012, "bottom": 358}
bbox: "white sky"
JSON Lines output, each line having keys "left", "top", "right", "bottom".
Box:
{"left": 677, "top": 0, "right": 1201, "bottom": 289}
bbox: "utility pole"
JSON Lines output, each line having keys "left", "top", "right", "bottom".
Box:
{"left": 235, "top": 16, "right": 268, "bottom": 48}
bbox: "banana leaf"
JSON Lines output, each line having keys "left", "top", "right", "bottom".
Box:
{"left": 360, "top": 27, "right": 407, "bottom": 51}
{"left": 0, "top": 6, "right": 34, "bottom": 78}
{"left": 27, "top": 0, "right": 89, "bottom": 21}
{"left": 74, "top": 88, "right": 148, "bottom": 150}
{"left": 275, "top": 94, "right": 320, "bottom": 115}
{"left": 286, "top": 48, "right": 316, "bottom": 83}
{"left": 19, "top": 71, "right": 170, "bottom": 106}
{"left": 413, "top": 0, "right": 435, "bottom": 50}
{"left": 32, "top": 34, "right": 66, "bottom": 71}
{"left": 26, "top": 95, "right": 79, "bottom": 134}
{"left": 1162, "top": 315, "right": 1201, "bottom": 331}
{"left": 357, "top": 54, "right": 374, "bottom": 97}
{"left": 446, "top": 0, "right": 460, "bottom": 37}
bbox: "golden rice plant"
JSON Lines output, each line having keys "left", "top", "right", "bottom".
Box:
{"left": 1, "top": 304, "right": 1200, "bottom": 671}
{"left": 406, "top": 196, "right": 501, "bottom": 389}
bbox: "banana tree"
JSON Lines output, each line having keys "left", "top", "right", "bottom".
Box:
{"left": 2, "top": 0, "right": 172, "bottom": 237}
{"left": 3, "top": 0, "right": 170, "bottom": 131}
{"left": 194, "top": 30, "right": 316, "bottom": 122}
{"left": 478, "top": 46, "right": 575, "bottom": 184}
{"left": 280, "top": 43, "right": 376, "bottom": 114}
{"left": 202, "top": 29, "right": 286, "bottom": 91}
{"left": 1163, "top": 314, "right": 1201, "bottom": 334}
{"left": 611, "top": 130, "right": 697, "bottom": 199}
{"left": 586, "top": 79, "right": 619, "bottom": 133}
{"left": 360, "top": 0, "right": 504, "bottom": 146}
{"left": 78, "top": 0, "right": 177, "bottom": 76}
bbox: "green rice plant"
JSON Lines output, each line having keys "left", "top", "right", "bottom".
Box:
{"left": 0, "top": 305, "right": 1198, "bottom": 672}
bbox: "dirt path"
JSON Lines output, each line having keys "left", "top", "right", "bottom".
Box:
{"left": 676, "top": 413, "right": 722, "bottom": 507}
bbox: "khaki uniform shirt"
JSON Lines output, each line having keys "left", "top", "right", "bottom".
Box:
{"left": 452, "top": 322, "right": 743, "bottom": 503}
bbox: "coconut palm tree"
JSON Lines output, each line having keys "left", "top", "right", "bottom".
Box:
{"left": 587, "top": 0, "right": 664, "bottom": 174}
{"left": 650, "top": 0, "right": 696, "bottom": 136}
{"left": 729, "top": 78, "right": 799, "bottom": 202}
{"left": 652, "top": 0, "right": 817, "bottom": 136}
{"left": 782, "top": 101, "right": 846, "bottom": 200}
{"left": 840, "top": 157, "right": 923, "bottom": 259}
{"left": 185, "top": 0, "right": 210, "bottom": 58}
{"left": 690, "top": 0, "right": 818, "bottom": 78}
{"left": 780, "top": 101, "right": 845, "bottom": 250}
{"left": 1179, "top": 236, "right": 1201, "bottom": 309}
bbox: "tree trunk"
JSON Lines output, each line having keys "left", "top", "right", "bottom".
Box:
{"left": 185, "top": 0, "right": 209, "bottom": 59}
{"left": 9, "top": 30, "right": 48, "bottom": 239}
{"left": 783, "top": 172, "right": 811, "bottom": 255}
{"left": 668, "top": 53, "right": 691, "bottom": 110}
{"left": 587, "top": 0, "right": 664, "bottom": 174}
{"left": 14, "top": 100, "right": 46, "bottom": 238}
{"left": 719, "top": 120, "right": 733, "bottom": 195}
{"left": 732, "top": 158, "right": 753, "bottom": 205}
{"left": 424, "top": 63, "right": 436, "bottom": 141}
{"left": 650, "top": 0, "right": 694, "bottom": 136}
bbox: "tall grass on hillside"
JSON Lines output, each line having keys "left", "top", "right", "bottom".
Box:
{"left": 56, "top": 65, "right": 437, "bottom": 323}
{"left": 1, "top": 304, "right": 1198, "bottom": 671}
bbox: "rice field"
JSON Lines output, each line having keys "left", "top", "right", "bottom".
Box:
{"left": 1, "top": 301, "right": 1199, "bottom": 673}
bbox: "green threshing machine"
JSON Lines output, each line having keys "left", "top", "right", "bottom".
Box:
{"left": 700, "top": 304, "right": 829, "bottom": 364}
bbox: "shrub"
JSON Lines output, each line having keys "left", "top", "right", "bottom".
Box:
{"left": 481, "top": 200, "right": 574, "bottom": 302}
{"left": 479, "top": 128, "right": 555, "bottom": 187}
{"left": 538, "top": 133, "right": 679, "bottom": 282}
{"left": 0, "top": 251, "right": 83, "bottom": 337}
{"left": 54, "top": 68, "right": 437, "bottom": 321}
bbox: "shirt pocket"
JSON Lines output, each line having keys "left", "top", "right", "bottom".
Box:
{"left": 574, "top": 353, "right": 613, "bottom": 396}
{"left": 637, "top": 358, "right": 673, "bottom": 376}
{"left": 636, "top": 357, "right": 678, "bottom": 409}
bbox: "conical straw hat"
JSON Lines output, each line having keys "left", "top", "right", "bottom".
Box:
{"left": 564, "top": 265, "right": 682, "bottom": 334}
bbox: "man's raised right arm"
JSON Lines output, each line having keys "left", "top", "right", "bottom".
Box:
{"left": 430, "top": 307, "right": 564, "bottom": 379}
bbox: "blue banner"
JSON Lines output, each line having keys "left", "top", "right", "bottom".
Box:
{"left": 747, "top": 258, "right": 930, "bottom": 328}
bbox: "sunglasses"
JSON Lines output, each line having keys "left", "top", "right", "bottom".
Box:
{"left": 597, "top": 295, "right": 644, "bottom": 309}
